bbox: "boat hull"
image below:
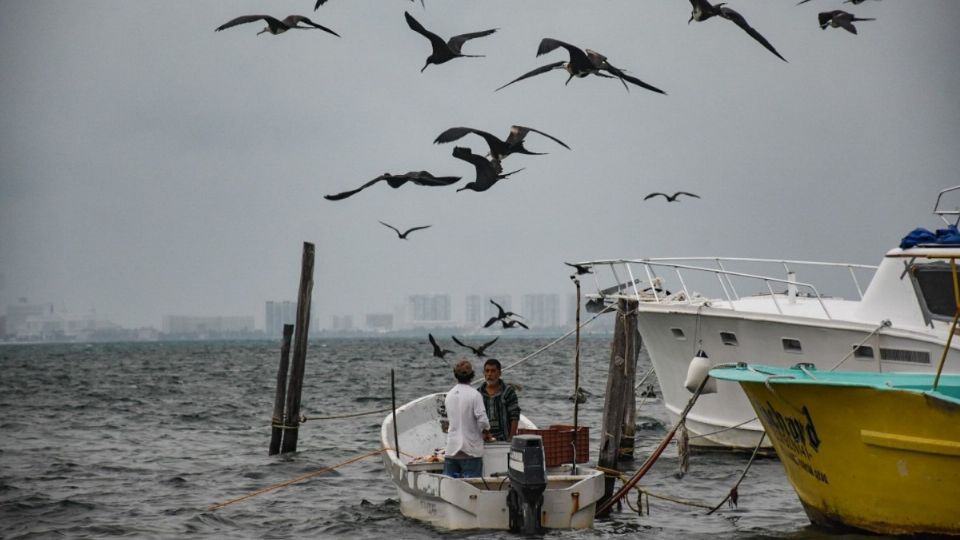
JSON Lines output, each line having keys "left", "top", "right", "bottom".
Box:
{"left": 637, "top": 306, "right": 958, "bottom": 449}
{"left": 713, "top": 367, "right": 960, "bottom": 535}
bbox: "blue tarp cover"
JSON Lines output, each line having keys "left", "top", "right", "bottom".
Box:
{"left": 899, "top": 224, "right": 960, "bottom": 249}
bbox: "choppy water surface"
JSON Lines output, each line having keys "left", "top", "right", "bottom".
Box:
{"left": 0, "top": 338, "right": 871, "bottom": 539}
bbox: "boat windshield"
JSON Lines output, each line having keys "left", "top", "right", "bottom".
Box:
{"left": 913, "top": 261, "right": 957, "bottom": 319}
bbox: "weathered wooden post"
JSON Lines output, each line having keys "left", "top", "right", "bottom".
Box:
{"left": 269, "top": 323, "right": 295, "bottom": 455}
{"left": 280, "top": 242, "right": 315, "bottom": 454}
{"left": 596, "top": 298, "right": 639, "bottom": 514}
{"left": 619, "top": 326, "right": 641, "bottom": 461}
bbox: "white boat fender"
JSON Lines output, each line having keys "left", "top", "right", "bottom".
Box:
{"left": 684, "top": 349, "right": 717, "bottom": 394}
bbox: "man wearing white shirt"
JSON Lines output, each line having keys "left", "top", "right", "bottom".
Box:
{"left": 443, "top": 359, "right": 492, "bottom": 478}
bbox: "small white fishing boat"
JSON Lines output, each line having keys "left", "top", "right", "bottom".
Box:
{"left": 575, "top": 185, "right": 960, "bottom": 449}
{"left": 380, "top": 393, "right": 605, "bottom": 532}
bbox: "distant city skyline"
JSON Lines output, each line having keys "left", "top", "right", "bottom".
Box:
{"left": 1, "top": 288, "right": 596, "bottom": 340}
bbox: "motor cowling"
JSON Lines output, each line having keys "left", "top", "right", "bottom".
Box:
{"left": 507, "top": 434, "right": 547, "bottom": 534}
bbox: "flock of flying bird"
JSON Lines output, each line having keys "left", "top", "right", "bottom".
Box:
{"left": 216, "top": 1, "right": 879, "bottom": 239}
{"left": 427, "top": 299, "right": 528, "bottom": 363}
{"left": 213, "top": 1, "right": 880, "bottom": 344}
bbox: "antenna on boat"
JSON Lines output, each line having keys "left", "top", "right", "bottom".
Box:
{"left": 391, "top": 368, "right": 401, "bottom": 460}
{"left": 571, "top": 273, "right": 582, "bottom": 475}
{"left": 933, "top": 185, "right": 960, "bottom": 227}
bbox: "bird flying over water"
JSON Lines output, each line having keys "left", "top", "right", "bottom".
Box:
{"left": 501, "top": 319, "right": 529, "bottom": 330}
{"left": 687, "top": 0, "right": 785, "bottom": 62}
{"left": 483, "top": 299, "right": 525, "bottom": 329}
{"left": 497, "top": 38, "right": 666, "bottom": 94}
{"left": 428, "top": 333, "right": 454, "bottom": 362}
{"left": 644, "top": 191, "right": 700, "bottom": 202}
{"left": 404, "top": 12, "right": 496, "bottom": 72}
{"left": 434, "top": 125, "right": 570, "bottom": 167}
{"left": 452, "top": 147, "right": 524, "bottom": 193}
{"left": 379, "top": 221, "right": 431, "bottom": 240}
{"left": 215, "top": 15, "right": 340, "bottom": 37}
{"left": 818, "top": 10, "right": 875, "bottom": 34}
{"left": 451, "top": 335, "right": 499, "bottom": 357}
{"left": 324, "top": 170, "right": 460, "bottom": 201}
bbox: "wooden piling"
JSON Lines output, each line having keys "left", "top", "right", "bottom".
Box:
{"left": 597, "top": 298, "right": 639, "bottom": 514}
{"left": 280, "top": 242, "right": 315, "bottom": 454}
{"left": 619, "top": 327, "right": 641, "bottom": 461}
{"left": 269, "top": 323, "right": 295, "bottom": 455}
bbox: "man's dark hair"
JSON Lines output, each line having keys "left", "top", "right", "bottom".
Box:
{"left": 454, "top": 359, "right": 474, "bottom": 383}
{"left": 484, "top": 358, "right": 502, "bottom": 370}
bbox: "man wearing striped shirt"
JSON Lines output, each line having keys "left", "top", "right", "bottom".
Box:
{"left": 480, "top": 359, "right": 521, "bottom": 441}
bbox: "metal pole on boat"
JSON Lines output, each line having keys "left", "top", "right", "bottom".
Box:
{"left": 391, "top": 368, "right": 401, "bottom": 459}
{"left": 933, "top": 257, "right": 960, "bottom": 391}
{"left": 280, "top": 242, "right": 315, "bottom": 454}
{"left": 572, "top": 276, "right": 582, "bottom": 475}
{"left": 269, "top": 324, "right": 295, "bottom": 455}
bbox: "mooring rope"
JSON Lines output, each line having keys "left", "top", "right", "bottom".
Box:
{"left": 685, "top": 417, "right": 757, "bottom": 441}
{"left": 208, "top": 448, "right": 389, "bottom": 512}
{"left": 827, "top": 319, "right": 891, "bottom": 372}
{"left": 595, "top": 466, "right": 713, "bottom": 511}
{"left": 706, "top": 432, "right": 767, "bottom": 514}
{"left": 500, "top": 305, "right": 615, "bottom": 375}
{"left": 596, "top": 374, "right": 710, "bottom": 516}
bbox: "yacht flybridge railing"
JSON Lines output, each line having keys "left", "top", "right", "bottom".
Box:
{"left": 578, "top": 257, "right": 878, "bottom": 320}
{"left": 934, "top": 185, "right": 960, "bottom": 226}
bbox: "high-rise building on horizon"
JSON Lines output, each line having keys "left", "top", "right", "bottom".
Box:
{"left": 465, "top": 295, "right": 484, "bottom": 327}
{"left": 521, "top": 293, "right": 560, "bottom": 329}
{"left": 265, "top": 300, "right": 320, "bottom": 335}
{"left": 265, "top": 301, "right": 296, "bottom": 336}
{"left": 402, "top": 293, "right": 453, "bottom": 329}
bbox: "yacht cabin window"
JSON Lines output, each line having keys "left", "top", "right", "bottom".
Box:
{"left": 852, "top": 345, "right": 874, "bottom": 359}
{"left": 671, "top": 328, "right": 686, "bottom": 340}
{"left": 720, "top": 332, "right": 738, "bottom": 346}
{"left": 912, "top": 261, "right": 957, "bottom": 320}
{"left": 782, "top": 338, "right": 803, "bottom": 353}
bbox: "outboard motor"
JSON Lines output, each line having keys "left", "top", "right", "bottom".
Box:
{"left": 506, "top": 435, "right": 547, "bottom": 534}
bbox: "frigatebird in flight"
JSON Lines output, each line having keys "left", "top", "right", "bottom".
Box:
{"left": 496, "top": 38, "right": 666, "bottom": 95}
{"left": 405, "top": 12, "right": 496, "bottom": 72}
{"left": 452, "top": 147, "right": 524, "bottom": 193}
{"left": 687, "top": 0, "right": 786, "bottom": 61}
{"left": 324, "top": 170, "right": 460, "bottom": 201}
{"left": 818, "top": 10, "right": 875, "bottom": 34}
{"left": 484, "top": 299, "right": 525, "bottom": 328}
{"left": 643, "top": 191, "right": 700, "bottom": 202}
{"left": 434, "top": 125, "right": 570, "bottom": 166}
{"left": 428, "top": 333, "right": 454, "bottom": 363}
{"left": 215, "top": 15, "right": 339, "bottom": 37}
{"left": 451, "top": 335, "right": 499, "bottom": 357}
{"left": 565, "top": 262, "right": 593, "bottom": 275}
{"left": 379, "top": 221, "right": 431, "bottom": 239}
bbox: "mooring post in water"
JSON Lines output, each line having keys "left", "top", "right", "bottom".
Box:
{"left": 619, "top": 325, "right": 641, "bottom": 461}
{"left": 269, "top": 324, "right": 295, "bottom": 455}
{"left": 280, "top": 242, "right": 315, "bottom": 454}
{"left": 597, "top": 298, "right": 639, "bottom": 515}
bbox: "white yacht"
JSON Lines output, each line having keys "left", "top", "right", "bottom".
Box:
{"left": 576, "top": 186, "right": 960, "bottom": 449}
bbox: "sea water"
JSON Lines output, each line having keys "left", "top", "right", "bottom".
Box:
{"left": 1, "top": 337, "right": 859, "bottom": 539}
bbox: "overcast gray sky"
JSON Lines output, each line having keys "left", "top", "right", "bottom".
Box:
{"left": 1, "top": 1, "right": 957, "bottom": 329}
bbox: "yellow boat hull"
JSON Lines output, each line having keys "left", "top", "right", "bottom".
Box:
{"left": 738, "top": 380, "right": 960, "bottom": 535}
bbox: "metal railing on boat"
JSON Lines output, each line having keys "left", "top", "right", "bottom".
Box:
{"left": 576, "top": 257, "right": 878, "bottom": 321}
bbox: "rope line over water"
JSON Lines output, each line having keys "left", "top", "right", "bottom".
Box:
{"left": 208, "top": 447, "right": 390, "bottom": 512}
